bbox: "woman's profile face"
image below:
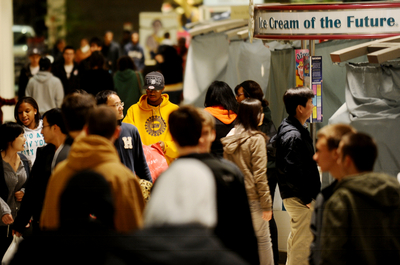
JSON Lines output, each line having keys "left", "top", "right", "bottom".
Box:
{"left": 18, "top": 102, "right": 37, "bottom": 129}
{"left": 10, "top": 133, "right": 26, "bottom": 152}
{"left": 236, "top": 87, "right": 246, "bottom": 103}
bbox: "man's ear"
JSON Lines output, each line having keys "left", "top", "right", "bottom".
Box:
{"left": 296, "top": 104, "right": 304, "bottom": 115}
{"left": 84, "top": 124, "right": 89, "bottom": 135}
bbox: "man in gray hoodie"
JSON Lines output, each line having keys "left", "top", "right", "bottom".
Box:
{"left": 26, "top": 57, "right": 64, "bottom": 115}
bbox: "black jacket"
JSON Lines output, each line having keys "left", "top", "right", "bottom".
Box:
{"left": 211, "top": 118, "right": 235, "bottom": 158}
{"left": 177, "top": 153, "right": 259, "bottom": 265}
{"left": 116, "top": 224, "right": 249, "bottom": 265}
{"left": 52, "top": 61, "right": 80, "bottom": 95}
{"left": 274, "top": 116, "right": 320, "bottom": 204}
{"left": 18, "top": 64, "right": 34, "bottom": 99}
{"left": 13, "top": 144, "right": 56, "bottom": 233}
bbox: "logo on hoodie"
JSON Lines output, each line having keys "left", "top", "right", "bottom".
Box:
{"left": 145, "top": 115, "right": 166, "bottom": 136}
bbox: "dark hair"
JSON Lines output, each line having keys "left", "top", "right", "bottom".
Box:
{"left": 89, "top": 37, "right": 102, "bottom": 47}
{"left": 95, "top": 90, "right": 117, "bottom": 105}
{"left": 164, "top": 32, "right": 170, "bottom": 39}
{"left": 235, "top": 80, "right": 269, "bottom": 107}
{"left": 89, "top": 51, "right": 104, "bottom": 69}
{"left": 39, "top": 57, "right": 51, "bottom": 71}
{"left": 204, "top": 81, "right": 238, "bottom": 116}
{"left": 283, "top": 87, "right": 314, "bottom": 116}
{"left": 117, "top": 56, "right": 137, "bottom": 71}
{"left": 236, "top": 98, "right": 263, "bottom": 131}
{"left": 340, "top": 132, "right": 378, "bottom": 172}
{"left": 42, "top": 108, "right": 68, "bottom": 135}
{"left": 87, "top": 106, "right": 117, "bottom": 139}
{"left": 63, "top": 45, "right": 75, "bottom": 53}
{"left": 60, "top": 170, "right": 114, "bottom": 229}
{"left": 0, "top": 122, "right": 24, "bottom": 151}
{"left": 61, "top": 93, "right": 96, "bottom": 132}
{"left": 14, "top": 97, "right": 40, "bottom": 127}
{"left": 169, "top": 105, "right": 203, "bottom": 147}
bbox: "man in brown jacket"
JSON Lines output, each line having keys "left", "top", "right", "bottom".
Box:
{"left": 40, "top": 106, "right": 145, "bottom": 233}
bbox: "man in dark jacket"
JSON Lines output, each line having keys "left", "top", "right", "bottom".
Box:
{"left": 168, "top": 105, "right": 259, "bottom": 265}
{"left": 274, "top": 87, "right": 321, "bottom": 265}
{"left": 320, "top": 132, "right": 400, "bottom": 265}
{"left": 52, "top": 46, "right": 80, "bottom": 95}
{"left": 309, "top": 124, "right": 356, "bottom": 265}
{"left": 102, "top": 31, "right": 121, "bottom": 73}
{"left": 18, "top": 48, "right": 41, "bottom": 99}
{"left": 13, "top": 108, "right": 69, "bottom": 235}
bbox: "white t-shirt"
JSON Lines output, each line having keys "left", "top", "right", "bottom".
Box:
{"left": 20, "top": 119, "right": 46, "bottom": 165}
{"left": 64, "top": 64, "right": 74, "bottom": 79}
{"left": 30, "top": 65, "right": 39, "bottom": 76}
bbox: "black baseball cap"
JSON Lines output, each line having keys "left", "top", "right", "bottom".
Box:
{"left": 143, "top": 71, "right": 165, "bottom": 90}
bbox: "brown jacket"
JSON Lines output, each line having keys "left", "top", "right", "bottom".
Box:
{"left": 40, "top": 135, "right": 144, "bottom": 233}
{"left": 221, "top": 128, "right": 272, "bottom": 211}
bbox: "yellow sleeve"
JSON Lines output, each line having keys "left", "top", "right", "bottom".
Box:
{"left": 164, "top": 140, "right": 179, "bottom": 164}
{"left": 123, "top": 106, "right": 135, "bottom": 125}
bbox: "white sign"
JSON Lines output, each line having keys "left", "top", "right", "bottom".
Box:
{"left": 254, "top": 6, "right": 400, "bottom": 38}
{"left": 205, "top": 0, "right": 263, "bottom": 6}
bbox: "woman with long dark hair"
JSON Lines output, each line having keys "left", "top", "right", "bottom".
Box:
{"left": 204, "top": 81, "right": 238, "bottom": 158}
{"left": 235, "top": 80, "right": 279, "bottom": 265}
{"left": 0, "top": 122, "right": 30, "bottom": 258}
{"left": 14, "top": 97, "right": 45, "bottom": 165}
{"left": 222, "top": 98, "right": 273, "bottom": 265}
{"left": 113, "top": 56, "right": 144, "bottom": 116}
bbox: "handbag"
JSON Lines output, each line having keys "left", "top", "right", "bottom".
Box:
{"left": 2, "top": 235, "right": 23, "bottom": 265}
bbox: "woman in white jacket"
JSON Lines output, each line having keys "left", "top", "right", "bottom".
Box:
{"left": 221, "top": 98, "right": 273, "bottom": 265}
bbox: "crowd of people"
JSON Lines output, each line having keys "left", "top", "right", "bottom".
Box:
{"left": 0, "top": 32, "right": 399, "bottom": 264}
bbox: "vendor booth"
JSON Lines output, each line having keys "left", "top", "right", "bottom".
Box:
{"left": 182, "top": 1, "right": 400, "bottom": 255}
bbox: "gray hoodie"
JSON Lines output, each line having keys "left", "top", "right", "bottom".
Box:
{"left": 25, "top": 71, "right": 64, "bottom": 115}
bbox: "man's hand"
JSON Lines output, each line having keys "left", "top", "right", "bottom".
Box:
{"left": 15, "top": 191, "right": 24, "bottom": 202}
{"left": 262, "top": 210, "right": 273, "bottom": 221}
{"left": 157, "top": 141, "right": 166, "bottom": 153}
{"left": 2, "top": 214, "right": 13, "bottom": 225}
{"left": 12, "top": 230, "right": 22, "bottom": 237}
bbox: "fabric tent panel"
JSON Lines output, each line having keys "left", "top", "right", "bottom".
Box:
{"left": 225, "top": 39, "right": 271, "bottom": 96}
{"left": 183, "top": 32, "right": 230, "bottom": 105}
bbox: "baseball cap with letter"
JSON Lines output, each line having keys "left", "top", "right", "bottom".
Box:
{"left": 144, "top": 71, "right": 165, "bottom": 90}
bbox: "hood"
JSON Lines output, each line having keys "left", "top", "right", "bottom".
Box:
{"left": 66, "top": 135, "right": 120, "bottom": 171}
{"left": 33, "top": 71, "right": 53, "bottom": 83}
{"left": 114, "top": 69, "right": 136, "bottom": 82}
{"left": 204, "top": 106, "right": 237, "bottom": 124}
{"left": 221, "top": 127, "right": 267, "bottom": 155}
{"left": 137, "top": 94, "right": 171, "bottom": 111}
{"left": 337, "top": 173, "right": 400, "bottom": 209}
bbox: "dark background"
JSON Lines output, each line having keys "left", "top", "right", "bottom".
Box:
{"left": 13, "top": 0, "right": 164, "bottom": 48}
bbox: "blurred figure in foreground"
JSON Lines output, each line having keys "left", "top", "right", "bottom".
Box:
{"left": 117, "top": 159, "right": 248, "bottom": 265}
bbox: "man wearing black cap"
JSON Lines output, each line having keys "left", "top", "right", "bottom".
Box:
{"left": 18, "top": 47, "right": 41, "bottom": 99}
{"left": 25, "top": 57, "right": 64, "bottom": 115}
{"left": 123, "top": 71, "right": 179, "bottom": 164}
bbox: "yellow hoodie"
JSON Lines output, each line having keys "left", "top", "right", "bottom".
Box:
{"left": 123, "top": 94, "right": 179, "bottom": 164}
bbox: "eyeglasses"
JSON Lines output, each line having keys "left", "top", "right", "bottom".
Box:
{"left": 110, "top": 102, "right": 124, "bottom": 108}
{"left": 42, "top": 124, "right": 52, "bottom": 129}
{"left": 236, "top": 93, "right": 244, "bottom": 97}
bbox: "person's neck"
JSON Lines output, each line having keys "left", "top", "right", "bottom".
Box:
{"left": 147, "top": 98, "right": 162, "bottom": 107}
{"left": 64, "top": 62, "right": 74, "bottom": 66}
{"left": 68, "top": 130, "right": 86, "bottom": 139}
{"left": 177, "top": 146, "right": 201, "bottom": 157}
{"left": 294, "top": 114, "right": 307, "bottom": 126}
{"left": 31, "top": 64, "right": 39, "bottom": 68}
{"left": 53, "top": 134, "right": 67, "bottom": 150}
{"left": 1, "top": 149, "right": 18, "bottom": 163}
{"left": 27, "top": 121, "right": 38, "bottom": 130}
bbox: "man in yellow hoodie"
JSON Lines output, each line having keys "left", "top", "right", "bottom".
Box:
{"left": 123, "top": 71, "right": 179, "bottom": 164}
{"left": 40, "top": 106, "right": 144, "bottom": 233}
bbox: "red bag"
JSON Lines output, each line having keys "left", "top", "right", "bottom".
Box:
{"left": 142, "top": 143, "right": 168, "bottom": 182}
